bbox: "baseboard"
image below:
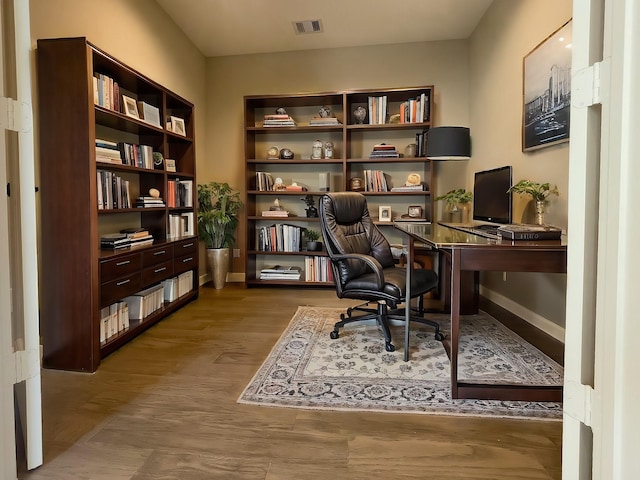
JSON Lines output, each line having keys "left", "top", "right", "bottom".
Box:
{"left": 199, "top": 272, "right": 245, "bottom": 286}
{"left": 480, "top": 286, "right": 565, "bottom": 343}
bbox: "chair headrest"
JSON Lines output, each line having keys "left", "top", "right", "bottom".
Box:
{"left": 321, "top": 192, "right": 368, "bottom": 224}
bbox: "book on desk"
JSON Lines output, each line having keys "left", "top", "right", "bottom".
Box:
{"left": 497, "top": 224, "right": 562, "bottom": 241}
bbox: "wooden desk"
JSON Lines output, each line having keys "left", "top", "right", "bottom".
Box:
{"left": 394, "top": 222, "right": 567, "bottom": 401}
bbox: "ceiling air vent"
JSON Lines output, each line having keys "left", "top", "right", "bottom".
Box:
{"left": 293, "top": 19, "right": 323, "bottom": 35}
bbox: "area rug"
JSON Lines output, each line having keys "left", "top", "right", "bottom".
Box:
{"left": 238, "top": 306, "right": 563, "bottom": 420}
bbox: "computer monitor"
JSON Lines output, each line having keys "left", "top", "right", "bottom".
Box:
{"left": 473, "top": 166, "right": 512, "bottom": 224}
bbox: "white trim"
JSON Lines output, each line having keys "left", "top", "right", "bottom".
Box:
{"left": 480, "top": 286, "right": 565, "bottom": 343}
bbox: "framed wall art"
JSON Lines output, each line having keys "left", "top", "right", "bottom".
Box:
{"left": 122, "top": 95, "right": 140, "bottom": 119}
{"left": 522, "top": 19, "right": 572, "bottom": 152}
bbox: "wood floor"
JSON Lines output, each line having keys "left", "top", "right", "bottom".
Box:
{"left": 19, "top": 284, "right": 562, "bottom": 479}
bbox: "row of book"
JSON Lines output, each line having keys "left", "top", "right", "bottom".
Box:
{"left": 100, "top": 228, "right": 154, "bottom": 250}
{"left": 399, "top": 92, "right": 431, "bottom": 124}
{"left": 255, "top": 172, "right": 275, "bottom": 191}
{"left": 257, "top": 224, "right": 302, "bottom": 252}
{"left": 263, "top": 114, "right": 296, "bottom": 127}
{"left": 99, "top": 271, "right": 193, "bottom": 345}
{"left": 93, "top": 72, "right": 120, "bottom": 113}
{"left": 304, "top": 256, "right": 333, "bottom": 283}
{"left": 95, "top": 138, "right": 157, "bottom": 169}
{"left": 367, "top": 96, "right": 388, "bottom": 125}
{"left": 97, "top": 169, "right": 131, "bottom": 210}
{"left": 168, "top": 212, "right": 195, "bottom": 238}
{"left": 167, "top": 179, "right": 193, "bottom": 207}
{"left": 363, "top": 169, "right": 390, "bottom": 192}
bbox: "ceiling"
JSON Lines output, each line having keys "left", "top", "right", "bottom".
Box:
{"left": 155, "top": 0, "right": 494, "bottom": 57}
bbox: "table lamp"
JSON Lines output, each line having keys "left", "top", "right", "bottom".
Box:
{"left": 425, "top": 126, "right": 471, "bottom": 160}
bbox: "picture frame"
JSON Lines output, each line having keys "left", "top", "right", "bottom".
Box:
{"left": 122, "top": 95, "right": 140, "bottom": 119}
{"left": 165, "top": 159, "right": 176, "bottom": 172}
{"left": 378, "top": 205, "right": 392, "bottom": 222}
{"left": 522, "top": 19, "right": 572, "bottom": 152}
{"left": 170, "top": 115, "right": 186, "bottom": 136}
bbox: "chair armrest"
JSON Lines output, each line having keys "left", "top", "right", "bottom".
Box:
{"left": 331, "top": 252, "right": 385, "bottom": 290}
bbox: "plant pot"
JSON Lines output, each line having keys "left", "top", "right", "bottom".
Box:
{"left": 535, "top": 200, "right": 546, "bottom": 225}
{"left": 306, "top": 241, "right": 322, "bottom": 252}
{"left": 206, "top": 247, "right": 230, "bottom": 289}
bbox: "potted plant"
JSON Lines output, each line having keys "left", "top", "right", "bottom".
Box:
{"left": 303, "top": 228, "right": 322, "bottom": 251}
{"left": 197, "top": 181, "right": 243, "bottom": 289}
{"left": 507, "top": 180, "right": 559, "bottom": 225}
{"left": 435, "top": 188, "right": 473, "bottom": 223}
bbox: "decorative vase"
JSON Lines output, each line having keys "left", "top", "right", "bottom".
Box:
{"left": 353, "top": 106, "right": 367, "bottom": 124}
{"left": 446, "top": 203, "right": 462, "bottom": 223}
{"left": 206, "top": 247, "right": 230, "bottom": 289}
{"left": 460, "top": 203, "right": 471, "bottom": 224}
{"left": 535, "top": 200, "right": 546, "bottom": 225}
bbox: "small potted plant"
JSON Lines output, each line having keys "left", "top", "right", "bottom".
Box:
{"left": 197, "top": 181, "right": 244, "bottom": 288}
{"left": 435, "top": 188, "right": 473, "bottom": 223}
{"left": 303, "top": 228, "right": 322, "bottom": 251}
{"left": 507, "top": 180, "right": 559, "bottom": 225}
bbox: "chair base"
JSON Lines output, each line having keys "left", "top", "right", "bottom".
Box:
{"left": 330, "top": 302, "right": 444, "bottom": 352}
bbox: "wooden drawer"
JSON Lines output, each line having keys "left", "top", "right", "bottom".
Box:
{"left": 100, "top": 272, "right": 142, "bottom": 307}
{"left": 143, "top": 245, "right": 173, "bottom": 268}
{"left": 174, "top": 253, "right": 197, "bottom": 274}
{"left": 100, "top": 253, "right": 142, "bottom": 283}
{"left": 173, "top": 238, "right": 197, "bottom": 256}
{"left": 142, "top": 260, "right": 173, "bottom": 285}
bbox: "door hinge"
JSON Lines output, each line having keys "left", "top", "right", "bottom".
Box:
{"left": 563, "top": 380, "right": 594, "bottom": 426}
{"left": 0, "top": 96, "right": 32, "bottom": 133}
{"left": 13, "top": 348, "right": 41, "bottom": 384}
{"left": 572, "top": 59, "right": 610, "bottom": 108}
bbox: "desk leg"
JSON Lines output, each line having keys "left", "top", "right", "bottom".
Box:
{"left": 404, "top": 236, "right": 414, "bottom": 362}
{"left": 450, "top": 249, "right": 461, "bottom": 399}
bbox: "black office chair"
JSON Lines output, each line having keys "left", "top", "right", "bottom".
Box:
{"left": 319, "top": 192, "right": 444, "bottom": 352}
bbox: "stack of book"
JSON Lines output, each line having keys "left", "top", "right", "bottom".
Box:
{"left": 100, "top": 233, "right": 130, "bottom": 250}
{"left": 121, "top": 228, "right": 154, "bottom": 247}
{"left": 263, "top": 114, "right": 296, "bottom": 127}
{"left": 95, "top": 139, "right": 122, "bottom": 164}
{"left": 369, "top": 144, "right": 399, "bottom": 158}
{"left": 309, "top": 116, "right": 341, "bottom": 126}
{"left": 135, "top": 196, "right": 166, "bottom": 208}
{"left": 390, "top": 184, "right": 426, "bottom": 192}
{"left": 497, "top": 224, "right": 562, "bottom": 240}
{"left": 261, "top": 210, "right": 289, "bottom": 218}
{"left": 260, "top": 265, "right": 302, "bottom": 281}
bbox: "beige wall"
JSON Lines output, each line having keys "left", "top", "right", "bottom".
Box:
{"left": 469, "top": 0, "right": 572, "bottom": 328}
{"left": 206, "top": 41, "right": 471, "bottom": 272}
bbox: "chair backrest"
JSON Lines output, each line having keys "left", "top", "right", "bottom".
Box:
{"left": 319, "top": 193, "right": 395, "bottom": 289}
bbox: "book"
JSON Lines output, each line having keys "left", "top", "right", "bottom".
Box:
{"left": 497, "top": 224, "right": 562, "bottom": 240}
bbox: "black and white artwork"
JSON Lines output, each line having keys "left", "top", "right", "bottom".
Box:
{"left": 522, "top": 20, "right": 572, "bottom": 152}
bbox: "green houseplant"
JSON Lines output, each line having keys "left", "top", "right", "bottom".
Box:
{"left": 435, "top": 188, "right": 473, "bottom": 222}
{"left": 197, "top": 182, "right": 243, "bottom": 288}
{"left": 507, "top": 180, "right": 559, "bottom": 225}
{"left": 303, "top": 228, "right": 322, "bottom": 251}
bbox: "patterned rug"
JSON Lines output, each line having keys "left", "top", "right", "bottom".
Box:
{"left": 238, "top": 306, "right": 563, "bottom": 420}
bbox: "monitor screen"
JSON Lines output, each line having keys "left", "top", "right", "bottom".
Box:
{"left": 473, "top": 166, "right": 513, "bottom": 224}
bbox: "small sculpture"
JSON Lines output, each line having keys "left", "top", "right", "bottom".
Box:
{"left": 275, "top": 107, "right": 287, "bottom": 115}
{"left": 302, "top": 195, "right": 318, "bottom": 218}
{"left": 270, "top": 198, "right": 285, "bottom": 211}
{"left": 273, "top": 177, "right": 287, "bottom": 191}
{"left": 311, "top": 140, "right": 323, "bottom": 160}
{"left": 324, "top": 141, "right": 334, "bottom": 159}
{"left": 279, "top": 148, "right": 294, "bottom": 159}
{"left": 318, "top": 106, "right": 333, "bottom": 118}
{"left": 353, "top": 106, "right": 367, "bottom": 124}
{"left": 149, "top": 188, "right": 160, "bottom": 198}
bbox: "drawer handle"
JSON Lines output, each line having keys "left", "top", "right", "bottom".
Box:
{"left": 154, "top": 267, "right": 167, "bottom": 273}
{"left": 116, "top": 279, "right": 131, "bottom": 286}
{"left": 182, "top": 257, "right": 193, "bottom": 263}
{"left": 116, "top": 260, "right": 131, "bottom": 266}
{"left": 153, "top": 250, "right": 166, "bottom": 256}
{"left": 181, "top": 243, "right": 194, "bottom": 248}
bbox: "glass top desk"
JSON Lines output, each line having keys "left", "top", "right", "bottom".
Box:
{"left": 394, "top": 221, "right": 567, "bottom": 401}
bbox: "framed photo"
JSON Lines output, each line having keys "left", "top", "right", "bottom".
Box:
{"left": 378, "top": 205, "right": 392, "bottom": 222}
{"left": 170, "top": 115, "right": 186, "bottom": 136}
{"left": 522, "top": 19, "right": 572, "bottom": 152}
{"left": 165, "top": 159, "right": 176, "bottom": 172}
{"left": 122, "top": 95, "right": 140, "bottom": 119}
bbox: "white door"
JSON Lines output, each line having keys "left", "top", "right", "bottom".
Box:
{"left": 563, "top": 0, "right": 640, "bottom": 477}
{"left": 0, "top": 0, "right": 43, "bottom": 476}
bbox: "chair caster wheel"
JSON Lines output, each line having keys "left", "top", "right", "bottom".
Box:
{"left": 330, "top": 330, "right": 340, "bottom": 339}
{"left": 385, "top": 342, "right": 395, "bottom": 352}
{"left": 434, "top": 332, "right": 445, "bottom": 341}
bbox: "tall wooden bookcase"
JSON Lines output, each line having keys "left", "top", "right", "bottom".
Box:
{"left": 37, "top": 37, "right": 198, "bottom": 372}
{"left": 244, "top": 87, "right": 434, "bottom": 287}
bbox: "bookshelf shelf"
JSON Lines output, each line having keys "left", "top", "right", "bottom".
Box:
{"left": 37, "top": 37, "right": 199, "bottom": 372}
{"left": 244, "top": 87, "right": 434, "bottom": 287}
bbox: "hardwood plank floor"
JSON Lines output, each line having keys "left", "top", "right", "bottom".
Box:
{"left": 19, "top": 284, "right": 562, "bottom": 479}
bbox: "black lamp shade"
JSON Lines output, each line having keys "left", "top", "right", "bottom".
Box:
{"left": 426, "top": 126, "right": 471, "bottom": 159}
